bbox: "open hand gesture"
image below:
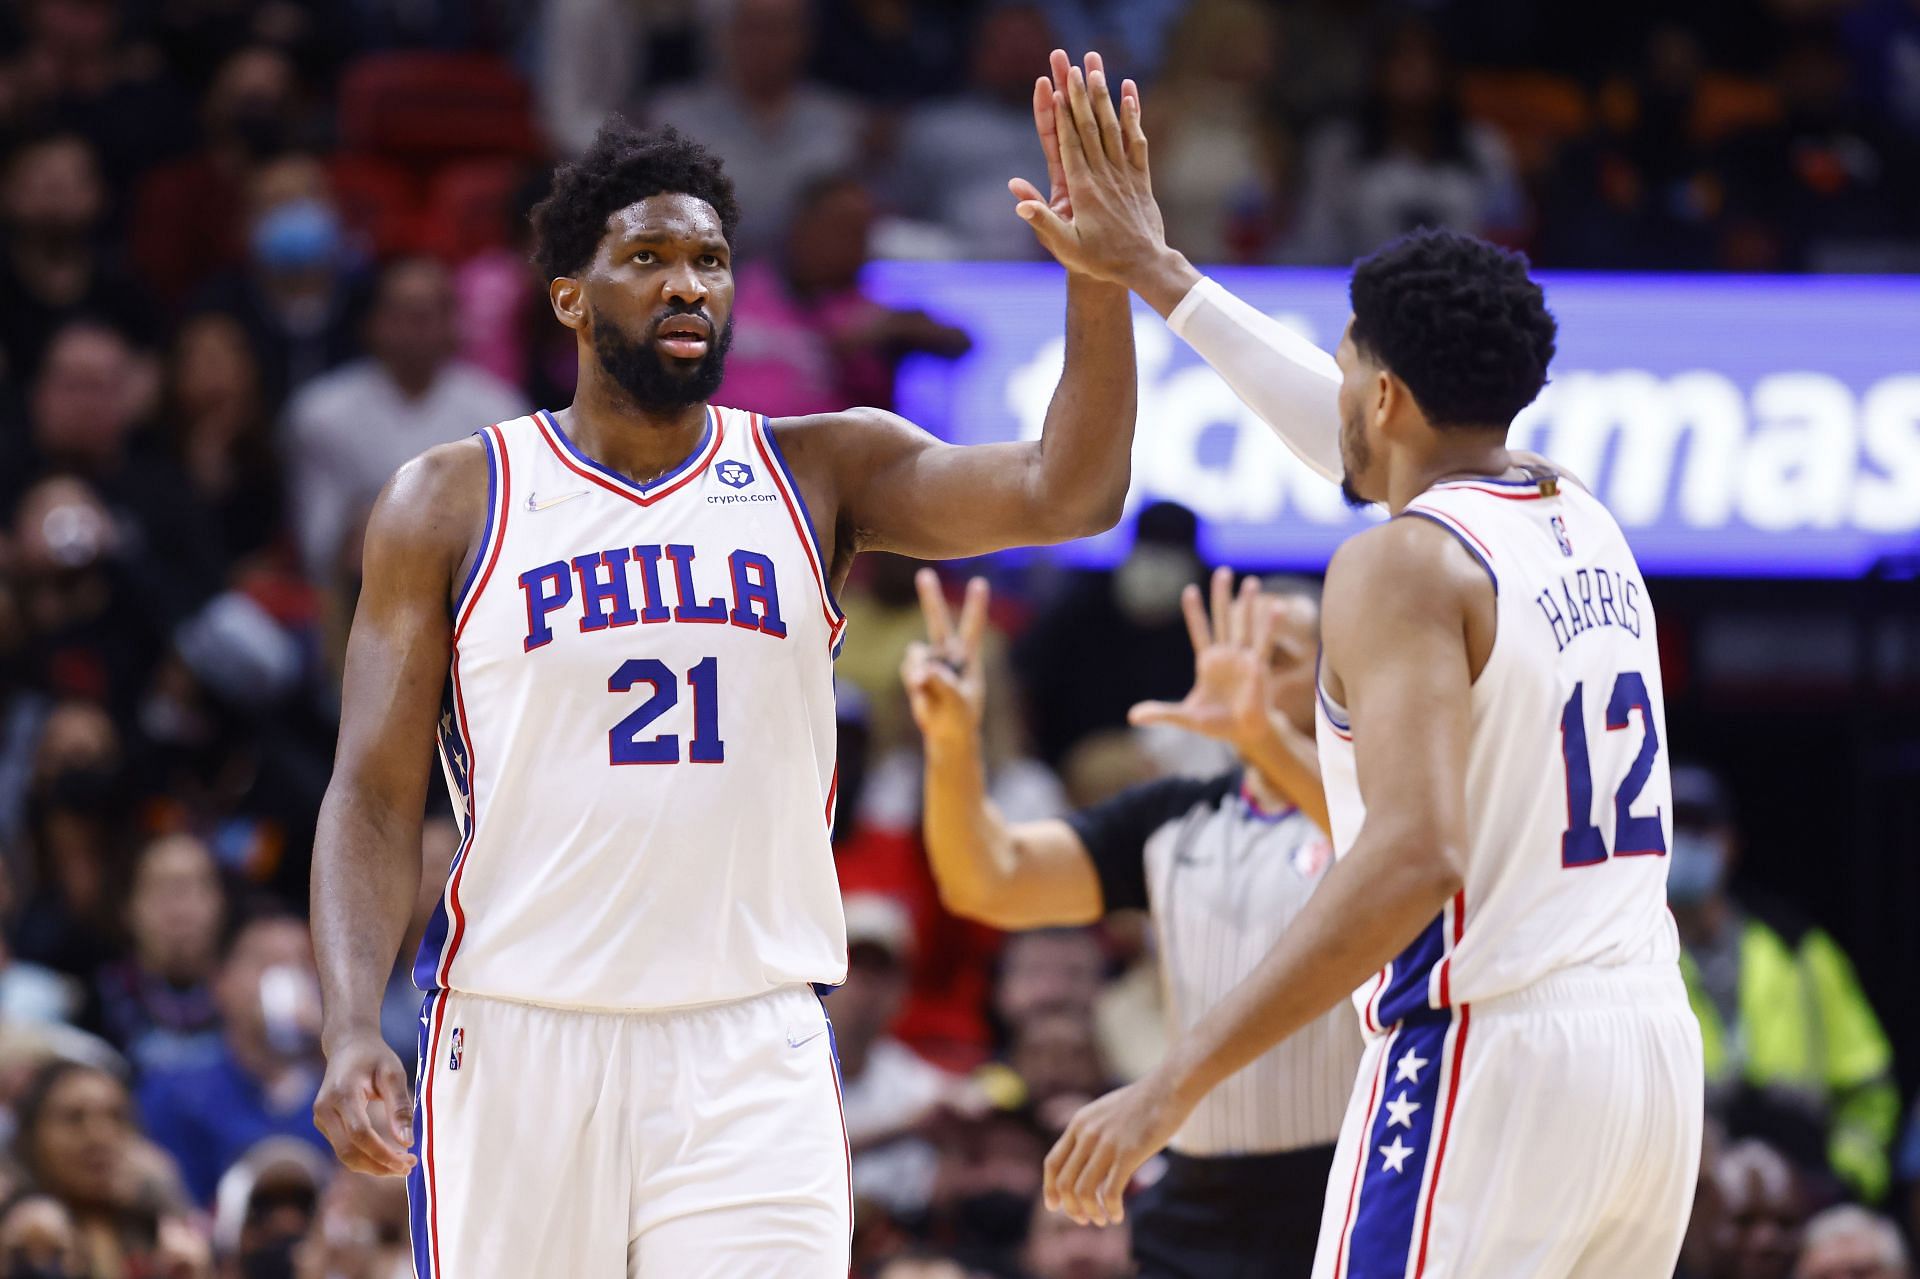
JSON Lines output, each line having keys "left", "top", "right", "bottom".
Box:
{"left": 1129, "top": 567, "right": 1293, "bottom": 755}
{"left": 902, "top": 568, "right": 990, "bottom": 751}
{"left": 1009, "top": 50, "right": 1169, "bottom": 284}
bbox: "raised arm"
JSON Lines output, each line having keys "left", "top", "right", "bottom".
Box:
{"left": 1041, "top": 517, "right": 1485, "bottom": 1226}
{"left": 1032, "top": 51, "right": 1344, "bottom": 484}
{"left": 902, "top": 571, "right": 1103, "bottom": 929}
{"left": 311, "top": 440, "right": 485, "bottom": 1177}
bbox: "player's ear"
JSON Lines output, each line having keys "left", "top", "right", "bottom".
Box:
{"left": 550, "top": 276, "right": 586, "bottom": 332}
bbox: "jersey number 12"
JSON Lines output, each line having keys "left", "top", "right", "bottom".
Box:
{"left": 1558, "top": 671, "right": 1665, "bottom": 867}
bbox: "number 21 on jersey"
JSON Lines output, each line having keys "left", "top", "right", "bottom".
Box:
{"left": 1558, "top": 670, "right": 1666, "bottom": 867}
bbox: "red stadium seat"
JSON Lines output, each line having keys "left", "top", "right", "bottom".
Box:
{"left": 329, "top": 154, "right": 428, "bottom": 256}
{"left": 423, "top": 159, "right": 529, "bottom": 262}
{"left": 338, "top": 52, "right": 541, "bottom": 162}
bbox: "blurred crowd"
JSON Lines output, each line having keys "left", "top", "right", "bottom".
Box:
{"left": 0, "top": 0, "right": 1916, "bottom": 1276}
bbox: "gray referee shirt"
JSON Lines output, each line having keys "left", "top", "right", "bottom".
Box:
{"left": 1068, "top": 771, "right": 1363, "bottom": 1157}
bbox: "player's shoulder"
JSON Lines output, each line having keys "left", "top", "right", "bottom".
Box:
{"left": 766, "top": 406, "right": 933, "bottom": 471}
{"left": 366, "top": 435, "right": 491, "bottom": 564}
{"left": 1323, "top": 515, "right": 1491, "bottom": 638}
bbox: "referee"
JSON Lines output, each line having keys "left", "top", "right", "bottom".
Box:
{"left": 901, "top": 566, "right": 1362, "bottom": 1279}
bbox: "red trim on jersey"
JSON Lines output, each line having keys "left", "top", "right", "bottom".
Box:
{"left": 435, "top": 658, "right": 481, "bottom": 987}
{"left": 751, "top": 418, "right": 847, "bottom": 653}
{"left": 453, "top": 426, "right": 511, "bottom": 644}
{"left": 533, "top": 408, "right": 724, "bottom": 508}
{"left": 1413, "top": 1006, "right": 1472, "bottom": 1276}
{"left": 824, "top": 763, "right": 839, "bottom": 831}
{"left": 1334, "top": 1032, "right": 1396, "bottom": 1279}
{"left": 1404, "top": 504, "right": 1495, "bottom": 562}
{"left": 422, "top": 993, "right": 450, "bottom": 1278}
{"left": 1362, "top": 968, "right": 1388, "bottom": 1034}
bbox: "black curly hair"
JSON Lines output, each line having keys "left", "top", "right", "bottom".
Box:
{"left": 1348, "top": 228, "right": 1558, "bottom": 430}
{"left": 530, "top": 119, "right": 741, "bottom": 282}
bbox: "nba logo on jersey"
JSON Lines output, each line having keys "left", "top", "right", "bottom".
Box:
{"left": 449, "top": 1026, "right": 464, "bottom": 1071}
{"left": 716, "top": 460, "right": 755, "bottom": 489}
{"left": 1551, "top": 514, "right": 1574, "bottom": 556}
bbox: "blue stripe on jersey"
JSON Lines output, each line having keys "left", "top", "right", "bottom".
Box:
{"left": 539, "top": 406, "right": 716, "bottom": 497}
{"left": 405, "top": 989, "right": 438, "bottom": 1279}
{"left": 450, "top": 429, "right": 499, "bottom": 620}
{"left": 1399, "top": 509, "right": 1498, "bottom": 595}
{"left": 1346, "top": 1016, "right": 1453, "bottom": 1277}
{"left": 755, "top": 415, "right": 846, "bottom": 625}
{"left": 1374, "top": 911, "right": 1448, "bottom": 1028}
{"left": 414, "top": 682, "right": 475, "bottom": 991}
{"left": 1314, "top": 649, "right": 1351, "bottom": 731}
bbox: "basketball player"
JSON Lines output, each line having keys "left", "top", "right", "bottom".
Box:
{"left": 308, "top": 118, "right": 1150, "bottom": 1276}
{"left": 1020, "top": 54, "right": 1705, "bottom": 1276}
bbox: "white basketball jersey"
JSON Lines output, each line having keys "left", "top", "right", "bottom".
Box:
{"left": 412, "top": 406, "right": 850, "bottom": 1011}
{"left": 1316, "top": 473, "right": 1680, "bottom": 1034}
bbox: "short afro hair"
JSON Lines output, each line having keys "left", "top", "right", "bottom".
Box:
{"left": 530, "top": 119, "right": 741, "bottom": 282}
{"left": 1348, "top": 228, "right": 1557, "bottom": 429}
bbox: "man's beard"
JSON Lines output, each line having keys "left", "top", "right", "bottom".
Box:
{"left": 1339, "top": 407, "right": 1375, "bottom": 509}
{"left": 591, "top": 307, "right": 735, "bottom": 413}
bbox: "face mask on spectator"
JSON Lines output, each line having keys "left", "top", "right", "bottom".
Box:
{"left": 1666, "top": 829, "right": 1726, "bottom": 906}
{"left": 251, "top": 199, "right": 341, "bottom": 272}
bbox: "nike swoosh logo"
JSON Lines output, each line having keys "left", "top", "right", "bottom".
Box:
{"left": 787, "top": 1027, "right": 827, "bottom": 1049}
{"left": 526, "top": 490, "right": 589, "bottom": 513}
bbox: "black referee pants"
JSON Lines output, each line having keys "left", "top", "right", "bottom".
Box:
{"left": 1130, "top": 1145, "right": 1337, "bottom": 1279}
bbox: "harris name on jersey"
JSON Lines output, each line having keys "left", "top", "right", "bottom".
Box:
{"left": 1532, "top": 562, "right": 1644, "bottom": 654}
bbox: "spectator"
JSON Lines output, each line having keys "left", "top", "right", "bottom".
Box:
{"left": 836, "top": 893, "right": 960, "bottom": 1220}
{"left": 130, "top": 45, "right": 305, "bottom": 310}
{"left": 1021, "top": 1196, "right": 1131, "bottom": 1279}
{"left": 194, "top": 152, "right": 366, "bottom": 400}
{"left": 993, "top": 930, "right": 1105, "bottom": 1039}
{"left": 0, "top": 132, "right": 156, "bottom": 388}
{"left": 91, "top": 834, "right": 227, "bottom": 1076}
{"left": 1150, "top": 0, "right": 1292, "bottom": 263}
{"left": 282, "top": 255, "right": 526, "bottom": 579}
{"left": 24, "top": 321, "right": 226, "bottom": 619}
{"left": 1014, "top": 502, "right": 1209, "bottom": 767}
{"left": 13, "top": 1060, "right": 165, "bottom": 1279}
{"left": 10, "top": 700, "right": 130, "bottom": 980}
{"left": 1287, "top": 16, "right": 1525, "bottom": 264}
{"left": 873, "top": 1253, "right": 971, "bottom": 1279}
{"left": 1669, "top": 764, "right": 1899, "bottom": 1203}
{"left": 0, "top": 0, "right": 194, "bottom": 196}
{"left": 927, "top": 1102, "right": 1049, "bottom": 1273}
{"left": 1028, "top": 0, "right": 1188, "bottom": 83}
{"left": 210, "top": 1137, "right": 326, "bottom": 1275}
{"left": 1537, "top": 24, "right": 1720, "bottom": 270}
{"left": 1714, "top": 32, "right": 1906, "bottom": 271}
{"left": 289, "top": 1170, "right": 410, "bottom": 1279}
{"left": 890, "top": 4, "right": 1057, "bottom": 260}
{"left": 1712, "top": 1139, "right": 1807, "bottom": 1279}
{"left": 1796, "top": 1205, "right": 1911, "bottom": 1279}
{"left": 136, "top": 912, "right": 329, "bottom": 1204}
{"left": 453, "top": 173, "right": 578, "bottom": 412}
{"left": 719, "top": 173, "right": 971, "bottom": 417}
{"left": 1006, "top": 1008, "right": 1109, "bottom": 1128}
{"left": 650, "top": 0, "right": 865, "bottom": 257}
{"left": 159, "top": 311, "right": 288, "bottom": 574}
{"left": 0, "top": 1190, "right": 86, "bottom": 1277}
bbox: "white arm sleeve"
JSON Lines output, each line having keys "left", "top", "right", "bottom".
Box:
{"left": 1165, "top": 276, "right": 1344, "bottom": 484}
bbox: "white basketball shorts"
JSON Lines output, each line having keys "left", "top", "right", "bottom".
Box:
{"left": 1312, "top": 965, "right": 1704, "bottom": 1279}
{"left": 405, "top": 983, "right": 852, "bottom": 1278}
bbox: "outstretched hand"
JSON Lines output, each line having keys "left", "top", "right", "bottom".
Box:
{"left": 1129, "top": 567, "right": 1297, "bottom": 755}
{"left": 901, "top": 568, "right": 990, "bottom": 750}
{"left": 1009, "top": 49, "right": 1169, "bottom": 284}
